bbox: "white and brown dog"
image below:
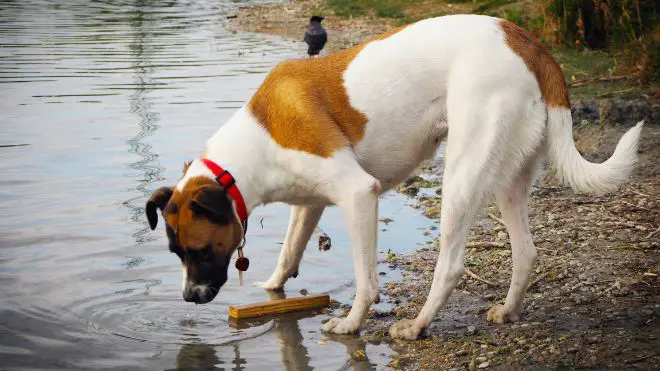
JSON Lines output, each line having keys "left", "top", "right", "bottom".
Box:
{"left": 146, "top": 15, "right": 643, "bottom": 339}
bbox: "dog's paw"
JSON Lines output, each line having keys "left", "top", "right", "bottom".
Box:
{"left": 321, "top": 317, "right": 360, "bottom": 335}
{"left": 486, "top": 304, "right": 520, "bottom": 324}
{"left": 389, "top": 319, "right": 423, "bottom": 340}
{"left": 253, "top": 280, "right": 284, "bottom": 291}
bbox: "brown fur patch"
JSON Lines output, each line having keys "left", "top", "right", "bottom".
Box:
{"left": 248, "top": 25, "right": 410, "bottom": 157}
{"left": 500, "top": 20, "right": 570, "bottom": 108}
{"left": 165, "top": 176, "right": 242, "bottom": 254}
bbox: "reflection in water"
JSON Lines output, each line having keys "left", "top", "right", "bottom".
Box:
{"left": 224, "top": 291, "right": 376, "bottom": 371}
{"left": 124, "top": 1, "right": 164, "bottom": 249}
{"left": 167, "top": 344, "right": 224, "bottom": 371}
{"left": 0, "top": 0, "right": 427, "bottom": 368}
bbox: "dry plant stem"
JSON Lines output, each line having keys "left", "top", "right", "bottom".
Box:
{"left": 645, "top": 226, "right": 660, "bottom": 240}
{"left": 465, "top": 268, "right": 498, "bottom": 287}
{"left": 528, "top": 271, "right": 552, "bottom": 289}
{"left": 488, "top": 213, "right": 505, "bottom": 226}
{"left": 621, "top": 200, "right": 651, "bottom": 211}
{"left": 467, "top": 241, "right": 507, "bottom": 248}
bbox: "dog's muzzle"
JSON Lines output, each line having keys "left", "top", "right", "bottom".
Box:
{"left": 183, "top": 284, "right": 216, "bottom": 304}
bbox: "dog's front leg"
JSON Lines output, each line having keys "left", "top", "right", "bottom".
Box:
{"left": 257, "top": 205, "right": 325, "bottom": 291}
{"left": 322, "top": 175, "right": 381, "bottom": 335}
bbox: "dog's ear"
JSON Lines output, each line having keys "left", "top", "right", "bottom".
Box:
{"left": 189, "top": 184, "right": 235, "bottom": 225}
{"left": 146, "top": 187, "right": 174, "bottom": 230}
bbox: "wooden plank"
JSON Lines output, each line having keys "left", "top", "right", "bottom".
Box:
{"left": 228, "top": 294, "right": 330, "bottom": 319}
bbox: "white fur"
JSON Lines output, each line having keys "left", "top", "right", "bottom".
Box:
{"left": 545, "top": 108, "right": 643, "bottom": 195}
{"left": 177, "top": 14, "right": 643, "bottom": 338}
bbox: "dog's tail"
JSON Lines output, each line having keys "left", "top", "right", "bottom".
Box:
{"left": 544, "top": 107, "right": 643, "bottom": 195}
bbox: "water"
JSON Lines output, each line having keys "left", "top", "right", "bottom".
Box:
{"left": 0, "top": 1, "right": 437, "bottom": 369}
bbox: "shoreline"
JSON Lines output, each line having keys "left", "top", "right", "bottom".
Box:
{"left": 229, "top": 2, "right": 659, "bottom": 369}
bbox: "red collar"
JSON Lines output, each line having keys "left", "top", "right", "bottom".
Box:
{"left": 199, "top": 158, "right": 248, "bottom": 234}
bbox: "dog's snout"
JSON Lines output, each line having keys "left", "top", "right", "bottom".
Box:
{"left": 182, "top": 285, "right": 199, "bottom": 302}
{"left": 183, "top": 285, "right": 214, "bottom": 304}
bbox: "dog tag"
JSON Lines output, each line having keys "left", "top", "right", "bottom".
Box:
{"left": 235, "top": 256, "right": 249, "bottom": 271}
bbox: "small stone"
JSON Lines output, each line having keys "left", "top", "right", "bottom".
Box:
{"left": 299, "top": 289, "right": 308, "bottom": 296}
{"left": 455, "top": 349, "right": 468, "bottom": 356}
{"left": 478, "top": 361, "right": 490, "bottom": 369}
{"left": 476, "top": 356, "right": 487, "bottom": 362}
{"left": 568, "top": 346, "right": 578, "bottom": 353}
{"left": 484, "top": 293, "right": 496, "bottom": 300}
{"left": 466, "top": 325, "right": 477, "bottom": 336}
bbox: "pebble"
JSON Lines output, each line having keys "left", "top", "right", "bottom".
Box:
{"left": 454, "top": 350, "right": 468, "bottom": 356}
{"left": 476, "top": 356, "right": 487, "bottom": 362}
{"left": 466, "top": 325, "right": 477, "bottom": 336}
{"left": 478, "top": 361, "right": 490, "bottom": 369}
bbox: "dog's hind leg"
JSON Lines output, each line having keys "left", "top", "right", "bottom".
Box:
{"left": 389, "top": 74, "right": 545, "bottom": 339}
{"left": 487, "top": 156, "right": 540, "bottom": 323}
{"left": 257, "top": 205, "right": 325, "bottom": 291}
{"left": 389, "top": 159, "right": 485, "bottom": 339}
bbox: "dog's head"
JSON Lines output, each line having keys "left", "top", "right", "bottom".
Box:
{"left": 145, "top": 164, "right": 243, "bottom": 304}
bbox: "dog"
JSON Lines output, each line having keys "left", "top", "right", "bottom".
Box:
{"left": 145, "top": 14, "right": 643, "bottom": 339}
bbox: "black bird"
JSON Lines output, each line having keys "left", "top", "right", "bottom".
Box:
{"left": 304, "top": 16, "right": 327, "bottom": 58}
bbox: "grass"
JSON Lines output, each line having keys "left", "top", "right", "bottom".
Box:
{"left": 554, "top": 49, "right": 644, "bottom": 100}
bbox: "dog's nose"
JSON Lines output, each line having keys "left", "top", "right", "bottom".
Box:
{"left": 183, "top": 285, "right": 213, "bottom": 304}
{"left": 183, "top": 286, "right": 200, "bottom": 303}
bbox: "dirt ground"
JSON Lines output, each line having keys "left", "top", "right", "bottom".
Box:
{"left": 375, "top": 124, "right": 659, "bottom": 370}
{"left": 229, "top": 3, "right": 659, "bottom": 369}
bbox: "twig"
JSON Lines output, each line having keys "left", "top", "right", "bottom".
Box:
{"left": 467, "top": 241, "right": 507, "bottom": 249}
{"left": 569, "top": 75, "right": 629, "bottom": 88}
{"left": 621, "top": 200, "right": 651, "bottom": 211}
{"left": 536, "top": 247, "right": 557, "bottom": 254}
{"left": 645, "top": 226, "right": 660, "bottom": 240}
{"left": 532, "top": 185, "right": 567, "bottom": 191}
{"left": 465, "top": 268, "right": 498, "bottom": 287}
{"left": 488, "top": 213, "right": 505, "bottom": 226}
{"left": 630, "top": 189, "right": 650, "bottom": 198}
{"left": 624, "top": 354, "right": 655, "bottom": 364}
{"left": 597, "top": 87, "right": 635, "bottom": 98}
{"left": 528, "top": 271, "right": 552, "bottom": 289}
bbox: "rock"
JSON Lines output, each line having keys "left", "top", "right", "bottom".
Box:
{"left": 455, "top": 349, "right": 468, "bottom": 356}
{"left": 478, "top": 361, "right": 490, "bottom": 369}
{"left": 652, "top": 104, "right": 660, "bottom": 123}
{"left": 466, "top": 325, "right": 477, "bottom": 336}
{"left": 299, "top": 289, "right": 308, "bottom": 296}
{"left": 476, "top": 356, "right": 487, "bottom": 362}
